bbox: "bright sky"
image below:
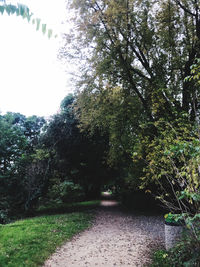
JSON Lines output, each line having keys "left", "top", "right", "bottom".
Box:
{"left": 0, "top": 0, "right": 73, "bottom": 117}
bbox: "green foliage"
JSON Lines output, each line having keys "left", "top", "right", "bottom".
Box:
{"left": 0, "top": 211, "right": 93, "bottom": 267}
{"left": 62, "top": 0, "right": 200, "bottom": 207}
{"left": 151, "top": 228, "right": 200, "bottom": 267}
{"left": 138, "top": 119, "right": 199, "bottom": 211}
{"left": 76, "top": 85, "right": 143, "bottom": 166}
{"left": 164, "top": 213, "right": 184, "bottom": 225}
{"left": 0, "top": 3, "right": 32, "bottom": 20}
{"left": 0, "top": 209, "right": 8, "bottom": 225}
{"left": 186, "top": 58, "right": 200, "bottom": 85}
{"left": 0, "top": 3, "right": 55, "bottom": 38}
{"left": 42, "top": 94, "right": 114, "bottom": 201}
{"left": 64, "top": 0, "right": 200, "bottom": 122}
{"left": 151, "top": 250, "right": 170, "bottom": 267}
{"left": 46, "top": 181, "right": 85, "bottom": 204}
{"left": 0, "top": 113, "right": 47, "bottom": 221}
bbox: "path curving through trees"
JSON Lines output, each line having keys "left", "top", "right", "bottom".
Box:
{"left": 44, "top": 194, "right": 164, "bottom": 267}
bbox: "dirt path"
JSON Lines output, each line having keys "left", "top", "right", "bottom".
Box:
{"left": 44, "top": 196, "right": 164, "bottom": 267}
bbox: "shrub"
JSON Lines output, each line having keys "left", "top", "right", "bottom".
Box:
{"left": 151, "top": 228, "right": 200, "bottom": 266}
{"left": 44, "top": 180, "right": 85, "bottom": 205}
{"left": 0, "top": 209, "right": 8, "bottom": 224}
{"left": 151, "top": 250, "right": 170, "bottom": 267}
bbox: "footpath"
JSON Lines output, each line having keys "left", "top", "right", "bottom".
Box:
{"left": 44, "top": 194, "right": 164, "bottom": 267}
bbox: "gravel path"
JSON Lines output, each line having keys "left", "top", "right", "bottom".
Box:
{"left": 44, "top": 197, "right": 165, "bottom": 267}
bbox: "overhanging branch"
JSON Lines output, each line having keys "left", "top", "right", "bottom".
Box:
{"left": 173, "top": 0, "right": 196, "bottom": 16}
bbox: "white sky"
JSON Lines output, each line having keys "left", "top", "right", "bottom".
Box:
{"left": 0, "top": 0, "right": 73, "bottom": 117}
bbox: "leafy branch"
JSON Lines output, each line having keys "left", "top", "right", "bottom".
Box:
{"left": 0, "top": 3, "right": 55, "bottom": 38}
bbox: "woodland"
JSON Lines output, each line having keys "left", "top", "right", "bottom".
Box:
{"left": 0, "top": 0, "right": 200, "bottom": 266}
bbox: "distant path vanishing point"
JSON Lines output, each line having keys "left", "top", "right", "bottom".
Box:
{"left": 44, "top": 194, "right": 164, "bottom": 267}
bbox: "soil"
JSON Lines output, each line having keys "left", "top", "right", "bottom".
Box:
{"left": 44, "top": 193, "right": 165, "bottom": 267}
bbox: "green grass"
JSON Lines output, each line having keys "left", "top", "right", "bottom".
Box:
{"left": 0, "top": 207, "right": 95, "bottom": 267}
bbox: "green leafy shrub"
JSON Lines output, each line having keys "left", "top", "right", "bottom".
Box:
{"left": 43, "top": 180, "right": 85, "bottom": 206}
{"left": 170, "top": 230, "right": 200, "bottom": 266}
{"left": 0, "top": 209, "right": 8, "bottom": 224}
{"left": 59, "top": 181, "right": 85, "bottom": 202}
{"left": 151, "top": 250, "right": 170, "bottom": 267}
{"left": 164, "top": 213, "right": 184, "bottom": 225}
{"left": 152, "top": 221, "right": 200, "bottom": 267}
{"left": 169, "top": 238, "right": 200, "bottom": 266}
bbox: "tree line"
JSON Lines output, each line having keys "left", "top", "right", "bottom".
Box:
{"left": 0, "top": 95, "right": 115, "bottom": 223}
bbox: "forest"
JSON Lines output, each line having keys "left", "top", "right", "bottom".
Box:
{"left": 0, "top": 0, "right": 200, "bottom": 266}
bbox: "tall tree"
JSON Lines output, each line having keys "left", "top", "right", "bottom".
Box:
{"left": 0, "top": 113, "right": 47, "bottom": 221}
{"left": 42, "top": 94, "right": 113, "bottom": 199}
{"left": 59, "top": 0, "right": 200, "bottom": 198}
{"left": 62, "top": 0, "right": 200, "bottom": 121}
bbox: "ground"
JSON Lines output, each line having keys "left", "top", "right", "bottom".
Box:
{"left": 44, "top": 194, "right": 164, "bottom": 267}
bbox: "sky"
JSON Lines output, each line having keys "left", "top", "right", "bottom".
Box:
{"left": 0, "top": 0, "right": 73, "bottom": 117}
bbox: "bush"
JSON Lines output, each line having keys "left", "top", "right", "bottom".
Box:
{"left": 0, "top": 209, "right": 9, "bottom": 224}
{"left": 151, "top": 229, "right": 200, "bottom": 267}
{"left": 59, "top": 181, "right": 85, "bottom": 202}
{"left": 151, "top": 250, "right": 170, "bottom": 267}
{"left": 44, "top": 180, "right": 85, "bottom": 205}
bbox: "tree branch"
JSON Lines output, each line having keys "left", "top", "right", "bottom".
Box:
{"left": 173, "top": 0, "right": 196, "bottom": 16}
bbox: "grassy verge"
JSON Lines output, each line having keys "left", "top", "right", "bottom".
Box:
{"left": 0, "top": 201, "right": 98, "bottom": 267}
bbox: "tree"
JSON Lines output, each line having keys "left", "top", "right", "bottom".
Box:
{"left": 0, "top": 113, "right": 27, "bottom": 176}
{"left": 63, "top": 0, "right": 200, "bottom": 141}
{"left": 42, "top": 94, "right": 113, "bottom": 200}
{"left": 0, "top": 112, "right": 47, "bottom": 221}
{"left": 0, "top": 113, "right": 27, "bottom": 221}
{"left": 60, "top": 0, "right": 200, "bottom": 205}
{"left": 62, "top": 0, "right": 200, "bottom": 121}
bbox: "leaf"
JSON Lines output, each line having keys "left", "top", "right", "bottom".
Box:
{"left": 19, "top": 4, "right": 26, "bottom": 17}
{"left": 36, "top": 18, "right": 41, "bottom": 31}
{"left": 48, "top": 29, "right": 53, "bottom": 39}
{"left": 0, "top": 6, "right": 4, "bottom": 14}
{"left": 5, "top": 5, "right": 11, "bottom": 15}
{"left": 8, "top": 5, "right": 16, "bottom": 15}
{"left": 42, "top": 24, "right": 47, "bottom": 34}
